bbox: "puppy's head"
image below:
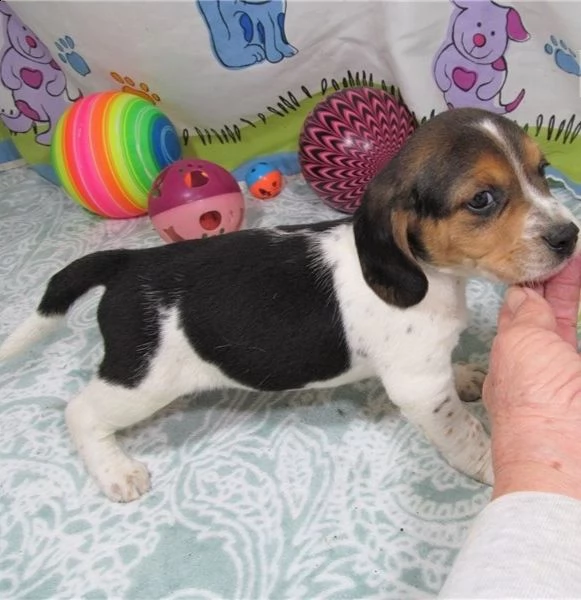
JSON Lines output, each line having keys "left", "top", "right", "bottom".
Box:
{"left": 354, "top": 107, "right": 579, "bottom": 308}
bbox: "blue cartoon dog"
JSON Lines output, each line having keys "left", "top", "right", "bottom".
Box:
{"left": 197, "top": 0, "right": 297, "bottom": 69}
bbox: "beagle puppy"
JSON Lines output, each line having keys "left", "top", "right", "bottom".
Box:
{"left": 1, "top": 107, "right": 578, "bottom": 503}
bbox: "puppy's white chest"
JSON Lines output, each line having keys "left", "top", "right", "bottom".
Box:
{"left": 357, "top": 287, "right": 463, "bottom": 348}
{"left": 342, "top": 273, "right": 467, "bottom": 374}
{"left": 321, "top": 225, "right": 468, "bottom": 374}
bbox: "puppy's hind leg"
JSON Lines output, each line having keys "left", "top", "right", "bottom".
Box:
{"left": 65, "top": 378, "right": 176, "bottom": 502}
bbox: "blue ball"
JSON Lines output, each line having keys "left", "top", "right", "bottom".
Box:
{"left": 245, "top": 161, "right": 276, "bottom": 187}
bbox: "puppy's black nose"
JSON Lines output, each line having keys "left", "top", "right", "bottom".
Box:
{"left": 542, "top": 222, "right": 579, "bottom": 256}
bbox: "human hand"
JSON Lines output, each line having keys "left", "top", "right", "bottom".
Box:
{"left": 484, "top": 254, "right": 581, "bottom": 500}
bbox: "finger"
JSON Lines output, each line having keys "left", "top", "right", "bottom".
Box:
{"left": 498, "top": 286, "right": 556, "bottom": 333}
{"left": 524, "top": 281, "right": 545, "bottom": 296}
{"left": 544, "top": 254, "right": 581, "bottom": 347}
{"left": 501, "top": 282, "right": 545, "bottom": 329}
{"left": 497, "top": 291, "right": 515, "bottom": 331}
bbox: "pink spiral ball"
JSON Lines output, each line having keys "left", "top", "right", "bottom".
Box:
{"left": 299, "top": 88, "right": 417, "bottom": 214}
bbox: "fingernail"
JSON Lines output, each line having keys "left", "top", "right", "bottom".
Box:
{"left": 506, "top": 287, "right": 527, "bottom": 313}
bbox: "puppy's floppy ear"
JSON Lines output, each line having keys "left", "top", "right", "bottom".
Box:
{"left": 353, "top": 185, "right": 428, "bottom": 309}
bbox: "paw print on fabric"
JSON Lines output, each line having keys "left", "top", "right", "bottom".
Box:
{"left": 110, "top": 72, "right": 161, "bottom": 104}
{"left": 55, "top": 35, "right": 91, "bottom": 77}
{"left": 544, "top": 35, "right": 580, "bottom": 77}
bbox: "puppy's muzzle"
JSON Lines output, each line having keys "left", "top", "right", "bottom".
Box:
{"left": 542, "top": 222, "right": 579, "bottom": 257}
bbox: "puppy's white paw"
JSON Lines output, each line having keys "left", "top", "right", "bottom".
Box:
{"left": 476, "top": 447, "right": 494, "bottom": 486}
{"left": 453, "top": 362, "right": 486, "bottom": 403}
{"left": 94, "top": 457, "right": 151, "bottom": 503}
{"left": 442, "top": 412, "right": 493, "bottom": 486}
{"left": 462, "top": 421, "right": 493, "bottom": 486}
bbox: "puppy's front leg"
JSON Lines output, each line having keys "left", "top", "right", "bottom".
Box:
{"left": 453, "top": 362, "right": 486, "bottom": 403}
{"left": 380, "top": 366, "right": 493, "bottom": 485}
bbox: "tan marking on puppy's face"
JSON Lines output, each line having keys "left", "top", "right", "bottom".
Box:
{"left": 418, "top": 202, "right": 535, "bottom": 282}
{"left": 356, "top": 108, "right": 580, "bottom": 308}
{"left": 522, "top": 136, "right": 546, "bottom": 180}
{"left": 403, "top": 111, "right": 580, "bottom": 284}
{"left": 414, "top": 152, "right": 533, "bottom": 281}
{"left": 391, "top": 209, "right": 414, "bottom": 258}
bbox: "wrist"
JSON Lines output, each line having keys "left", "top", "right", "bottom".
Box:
{"left": 493, "top": 460, "right": 581, "bottom": 502}
{"left": 491, "top": 419, "right": 581, "bottom": 501}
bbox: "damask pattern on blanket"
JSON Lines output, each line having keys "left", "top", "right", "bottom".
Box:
{"left": 1, "top": 168, "right": 579, "bottom": 598}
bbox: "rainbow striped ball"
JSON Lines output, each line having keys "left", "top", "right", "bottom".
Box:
{"left": 52, "top": 91, "right": 182, "bottom": 218}
{"left": 299, "top": 88, "right": 416, "bottom": 214}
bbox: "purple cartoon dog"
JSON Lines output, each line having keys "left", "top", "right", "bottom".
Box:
{"left": 433, "top": 0, "right": 530, "bottom": 114}
{"left": 0, "top": 2, "right": 69, "bottom": 145}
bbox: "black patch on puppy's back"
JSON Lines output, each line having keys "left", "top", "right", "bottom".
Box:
{"left": 97, "top": 225, "right": 351, "bottom": 390}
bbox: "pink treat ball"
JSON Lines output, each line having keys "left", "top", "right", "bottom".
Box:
{"left": 148, "top": 159, "right": 245, "bottom": 243}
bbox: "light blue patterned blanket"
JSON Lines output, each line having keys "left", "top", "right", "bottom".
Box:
{"left": 0, "top": 167, "right": 578, "bottom": 599}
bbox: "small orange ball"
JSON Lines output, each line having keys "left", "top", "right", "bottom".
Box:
{"left": 245, "top": 162, "right": 284, "bottom": 200}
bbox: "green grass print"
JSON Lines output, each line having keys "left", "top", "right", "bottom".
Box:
{"left": 179, "top": 69, "right": 581, "bottom": 184}
{"left": 0, "top": 121, "right": 51, "bottom": 165}
{"left": 2, "top": 69, "right": 579, "bottom": 187}
{"left": 180, "top": 71, "right": 408, "bottom": 169}
{"left": 523, "top": 114, "right": 581, "bottom": 183}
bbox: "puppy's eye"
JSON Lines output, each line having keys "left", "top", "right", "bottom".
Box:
{"left": 538, "top": 160, "right": 549, "bottom": 177}
{"left": 467, "top": 191, "right": 496, "bottom": 214}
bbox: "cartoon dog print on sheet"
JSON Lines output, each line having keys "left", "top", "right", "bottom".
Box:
{"left": 0, "top": 2, "right": 72, "bottom": 145}
{"left": 433, "top": 0, "right": 530, "bottom": 114}
{"left": 197, "top": 0, "right": 297, "bottom": 69}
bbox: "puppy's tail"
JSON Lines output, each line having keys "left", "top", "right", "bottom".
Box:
{"left": 0, "top": 250, "right": 130, "bottom": 361}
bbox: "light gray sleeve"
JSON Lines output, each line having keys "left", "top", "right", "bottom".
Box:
{"left": 439, "top": 491, "right": 581, "bottom": 598}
